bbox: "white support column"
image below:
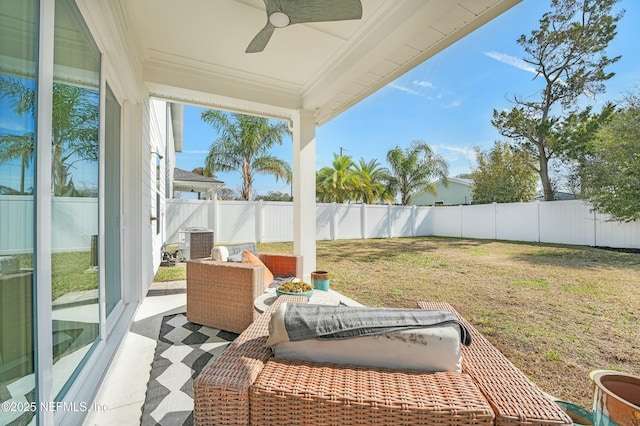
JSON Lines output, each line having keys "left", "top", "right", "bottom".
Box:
{"left": 291, "top": 110, "right": 316, "bottom": 281}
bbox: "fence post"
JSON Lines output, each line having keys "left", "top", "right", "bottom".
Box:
{"left": 536, "top": 200, "right": 541, "bottom": 243}
{"left": 411, "top": 205, "right": 417, "bottom": 237}
{"left": 211, "top": 197, "right": 219, "bottom": 243}
{"left": 361, "top": 204, "right": 367, "bottom": 239}
{"left": 256, "top": 200, "right": 264, "bottom": 243}
{"left": 493, "top": 202, "right": 498, "bottom": 241}
{"left": 387, "top": 204, "right": 393, "bottom": 238}
{"left": 593, "top": 203, "right": 597, "bottom": 247}
{"left": 331, "top": 202, "right": 337, "bottom": 241}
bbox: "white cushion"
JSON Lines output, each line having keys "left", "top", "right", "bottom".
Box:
{"left": 211, "top": 246, "right": 229, "bottom": 262}
{"left": 267, "top": 303, "right": 462, "bottom": 372}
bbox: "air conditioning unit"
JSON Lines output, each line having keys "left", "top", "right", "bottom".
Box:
{"left": 178, "top": 227, "right": 214, "bottom": 260}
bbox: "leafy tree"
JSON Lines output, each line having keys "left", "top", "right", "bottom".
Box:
{"left": 492, "top": 0, "right": 623, "bottom": 201}
{"left": 386, "top": 140, "right": 448, "bottom": 205}
{"left": 217, "top": 187, "right": 241, "bottom": 200}
{"left": 255, "top": 191, "right": 293, "bottom": 202}
{"left": 191, "top": 166, "right": 213, "bottom": 177}
{"left": 580, "top": 92, "right": 640, "bottom": 222}
{"left": 470, "top": 142, "right": 538, "bottom": 204}
{"left": 555, "top": 103, "right": 616, "bottom": 195}
{"left": 316, "top": 154, "right": 358, "bottom": 203}
{"left": 202, "top": 110, "right": 291, "bottom": 201}
{"left": 0, "top": 76, "right": 99, "bottom": 196}
{"left": 352, "top": 158, "right": 393, "bottom": 204}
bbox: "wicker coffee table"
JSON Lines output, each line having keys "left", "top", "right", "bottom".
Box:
{"left": 254, "top": 288, "right": 340, "bottom": 313}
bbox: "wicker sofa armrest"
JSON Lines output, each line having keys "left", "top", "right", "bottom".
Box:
{"left": 194, "top": 295, "right": 308, "bottom": 426}
{"left": 187, "top": 260, "right": 266, "bottom": 334}
{"left": 417, "top": 302, "right": 572, "bottom": 426}
{"left": 258, "top": 253, "right": 303, "bottom": 278}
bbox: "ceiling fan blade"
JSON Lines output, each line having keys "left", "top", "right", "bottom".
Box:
{"left": 245, "top": 0, "right": 362, "bottom": 53}
{"left": 246, "top": 23, "right": 276, "bottom": 53}
{"left": 286, "top": 0, "right": 362, "bottom": 25}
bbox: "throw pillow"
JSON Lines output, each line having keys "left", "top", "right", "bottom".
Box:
{"left": 211, "top": 246, "right": 229, "bottom": 262}
{"left": 227, "top": 252, "right": 243, "bottom": 262}
{"left": 242, "top": 250, "right": 274, "bottom": 289}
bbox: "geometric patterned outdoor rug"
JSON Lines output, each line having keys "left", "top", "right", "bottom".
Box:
{"left": 140, "top": 313, "right": 237, "bottom": 426}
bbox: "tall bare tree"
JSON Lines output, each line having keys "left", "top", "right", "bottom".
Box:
{"left": 492, "top": 0, "right": 623, "bottom": 200}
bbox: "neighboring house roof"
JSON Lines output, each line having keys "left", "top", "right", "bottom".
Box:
{"left": 535, "top": 191, "right": 581, "bottom": 201}
{"left": 173, "top": 168, "right": 224, "bottom": 196}
{"left": 411, "top": 177, "right": 473, "bottom": 206}
{"left": 433, "top": 177, "right": 473, "bottom": 187}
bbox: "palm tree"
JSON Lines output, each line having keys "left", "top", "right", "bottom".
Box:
{"left": 191, "top": 166, "right": 212, "bottom": 177}
{"left": 0, "top": 76, "right": 99, "bottom": 196}
{"left": 51, "top": 84, "right": 99, "bottom": 195}
{"left": 0, "top": 76, "right": 36, "bottom": 194}
{"left": 316, "top": 154, "right": 358, "bottom": 203}
{"left": 202, "top": 110, "right": 291, "bottom": 201}
{"left": 386, "top": 140, "right": 449, "bottom": 205}
{"left": 0, "top": 134, "right": 34, "bottom": 194}
{"left": 352, "top": 158, "right": 393, "bottom": 204}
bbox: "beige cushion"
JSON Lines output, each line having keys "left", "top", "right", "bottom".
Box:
{"left": 267, "top": 303, "right": 463, "bottom": 372}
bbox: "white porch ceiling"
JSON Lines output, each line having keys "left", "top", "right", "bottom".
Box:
{"left": 123, "top": 0, "right": 521, "bottom": 124}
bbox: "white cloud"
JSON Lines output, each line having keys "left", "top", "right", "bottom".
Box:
{"left": 412, "top": 80, "right": 433, "bottom": 88}
{"left": 446, "top": 100, "right": 463, "bottom": 109}
{"left": 388, "top": 80, "right": 461, "bottom": 107}
{"left": 434, "top": 145, "right": 476, "bottom": 163}
{"left": 0, "top": 119, "right": 32, "bottom": 133}
{"left": 484, "top": 51, "right": 537, "bottom": 75}
{"left": 388, "top": 82, "right": 422, "bottom": 96}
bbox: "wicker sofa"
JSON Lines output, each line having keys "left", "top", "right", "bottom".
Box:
{"left": 186, "top": 252, "right": 302, "bottom": 334}
{"left": 193, "top": 296, "right": 572, "bottom": 425}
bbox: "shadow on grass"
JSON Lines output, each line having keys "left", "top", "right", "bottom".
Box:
{"left": 509, "top": 244, "right": 640, "bottom": 270}
{"left": 316, "top": 237, "right": 494, "bottom": 263}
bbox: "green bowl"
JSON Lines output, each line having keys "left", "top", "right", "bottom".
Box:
{"left": 275, "top": 287, "right": 314, "bottom": 299}
{"left": 554, "top": 400, "right": 593, "bottom": 425}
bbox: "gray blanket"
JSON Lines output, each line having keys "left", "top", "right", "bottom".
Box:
{"left": 283, "top": 304, "right": 472, "bottom": 346}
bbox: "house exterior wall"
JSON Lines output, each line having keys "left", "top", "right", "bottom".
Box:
{"left": 0, "top": 0, "right": 168, "bottom": 423}
{"left": 411, "top": 180, "right": 473, "bottom": 206}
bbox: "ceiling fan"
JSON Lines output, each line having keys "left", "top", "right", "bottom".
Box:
{"left": 246, "top": 0, "right": 363, "bottom": 53}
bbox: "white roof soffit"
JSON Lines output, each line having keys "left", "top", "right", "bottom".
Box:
{"left": 130, "top": 0, "right": 521, "bottom": 125}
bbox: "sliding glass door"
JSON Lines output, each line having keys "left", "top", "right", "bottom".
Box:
{"left": 0, "top": 1, "right": 38, "bottom": 424}
{"left": 1, "top": 0, "right": 124, "bottom": 420}
{"left": 105, "top": 83, "right": 122, "bottom": 318}
{"left": 51, "top": 0, "right": 101, "bottom": 398}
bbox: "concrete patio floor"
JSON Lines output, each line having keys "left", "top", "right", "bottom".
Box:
{"left": 83, "top": 280, "right": 187, "bottom": 425}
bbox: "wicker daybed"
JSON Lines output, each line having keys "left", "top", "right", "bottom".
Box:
{"left": 193, "top": 296, "right": 572, "bottom": 425}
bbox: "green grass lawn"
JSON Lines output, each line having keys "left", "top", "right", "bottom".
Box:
{"left": 15, "top": 251, "right": 98, "bottom": 301}
{"left": 155, "top": 237, "right": 640, "bottom": 409}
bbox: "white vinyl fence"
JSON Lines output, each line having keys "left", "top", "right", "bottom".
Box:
{"left": 165, "top": 199, "right": 640, "bottom": 249}
{"left": 3, "top": 197, "right": 638, "bottom": 255}
{"left": 1, "top": 195, "right": 98, "bottom": 255}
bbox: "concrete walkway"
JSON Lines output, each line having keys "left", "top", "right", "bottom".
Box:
{"left": 84, "top": 281, "right": 186, "bottom": 425}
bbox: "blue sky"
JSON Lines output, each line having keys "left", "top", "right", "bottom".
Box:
{"left": 178, "top": 0, "right": 640, "bottom": 198}
{"left": 0, "top": 1, "right": 637, "bottom": 196}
